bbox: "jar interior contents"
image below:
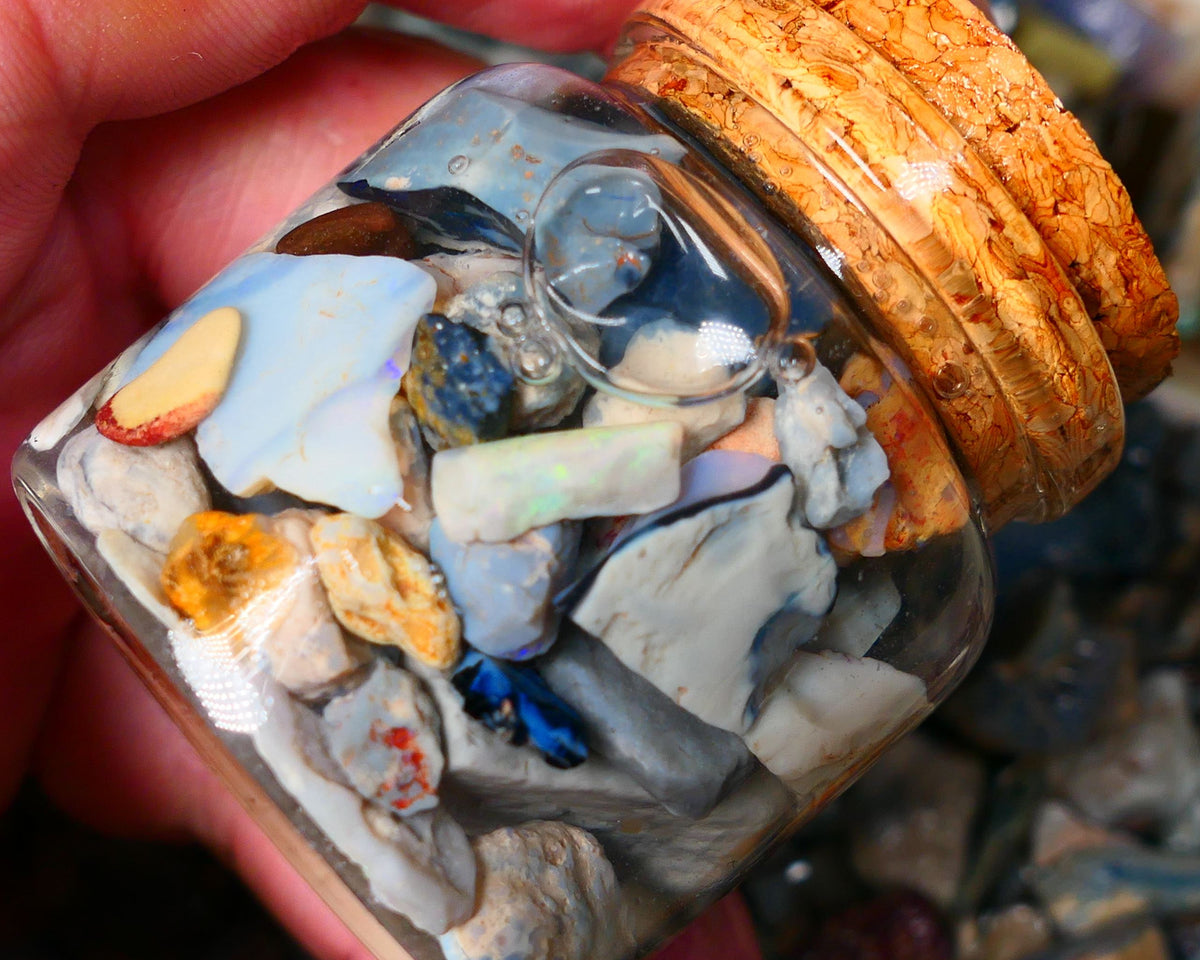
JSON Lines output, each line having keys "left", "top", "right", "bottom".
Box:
{"left": 13, "top": 64, "right": 993, "bottom": 960}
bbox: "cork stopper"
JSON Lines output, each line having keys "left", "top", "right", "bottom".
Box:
{"left": 607, "top": 0, "right": 1180, "bottom": 527}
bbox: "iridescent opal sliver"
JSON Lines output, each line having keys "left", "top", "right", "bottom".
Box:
{"left": 430, "top": 421, "right": 684, "bottom": 543}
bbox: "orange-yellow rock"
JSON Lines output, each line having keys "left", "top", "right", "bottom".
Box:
{"left": 96, "top": 306, "right": 241, "bottom": 446}
{"left": 310, "top": 513, "right": 461, "bottom": 670}
{"left": 828, "top": 354, "right": 972, "bottom": 557}
{"left": 161, "top": 510, "right": 299, "bottom": 640}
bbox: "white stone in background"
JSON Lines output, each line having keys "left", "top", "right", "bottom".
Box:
{"left": 438, "top": 822, "right": 633, "bottom": 960}
{"left": 1046, "top": 670, "right": 1200, "bottom": 842}
{"left": 261, "top": 510, "right": 365, "bottom": 696}
{"left": 847, "top": 731, "right": 985, "bottom": 909}
{"left": 744, "top": 650, "right": 928, "bottom": 797}
{"left": 121, "top": 252, "right": 435, "bottom": 518}
{"left": 583, "top": 319, "right": 747, "bottom": 459}
{"left": 1031, "top": 800, "right": 1139, "bottom": 867}
{"left": 322, "top": 661, "right": 444, "bottom": 816}
{"left": 775, "top": 363, "right": 889, "bottom": 528}
{"left": 431, "top": 421, "right": 683, "bottom": 543}
{"left": 58, "top": 427, "right": 211, "bottom": 552}
{"left": 253, "top": 682, "right": 476, "bottom": 934}
{"left": 813, "top": 565, "right": 902, "bottom": 658}
{"left": 569, "top": 454, "right": 836, "bottom": 734}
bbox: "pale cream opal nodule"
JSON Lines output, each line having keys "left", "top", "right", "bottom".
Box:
{"left": 430, "top": 421, "right": 684, "bottom": 543}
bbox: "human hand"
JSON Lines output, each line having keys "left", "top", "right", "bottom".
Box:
{"left": 0, "top": 2, "right": 762, "bottom": 957}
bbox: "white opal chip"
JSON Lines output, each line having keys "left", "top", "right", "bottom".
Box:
{"left": 776, "top": 363, "right": 890, "bottom": 528}
{"left": 431, "top": 421, "right": 683, "bottom": 543}
{"left": 744, "top": 650, "right": 929, "bottom": 798}
{"left": 568, "top": 451, "right": 837, "bottom": 734}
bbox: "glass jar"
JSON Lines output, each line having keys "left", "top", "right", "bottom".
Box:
{"left": 9, "top": 0, "right": 1179, "bottom": 958}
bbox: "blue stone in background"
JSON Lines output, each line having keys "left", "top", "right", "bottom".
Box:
{"left": 535, "top": 166, "right": 660, "bottom": 316}
{"left": 451, "top": 651, "right": 588, "bottom": 769}
{"left": 339, "top": 181, "right": 524, "bottom": 254}
{"left": 429, "top": 520, "right": 580, "bottom": 661}
{"left": 403, "top": 314, "right": 515, "bottom": 450}
{"left": 350, "top": 87, "right": 685, "bottom": 231}
{"left": 1029, "top": 844, "right": 1200, "bottom": 935}
{"left": 940, "top": 578, "right": 1131, "bottom": 755}
{"left": 1031, "top": 0, "right": 1167, "bottom": 69}
{"left": 991, "top": 401, "right": 1171, "bottom": 591}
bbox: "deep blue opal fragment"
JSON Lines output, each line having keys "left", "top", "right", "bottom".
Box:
{"left": 451, "top": 650, "right": 588, "bottom": 769}
{"left": 338, "top": 180, "right": 525, "bottom": 253}
{"left": 403, "top": 314, "right": 515, "bottom": 449}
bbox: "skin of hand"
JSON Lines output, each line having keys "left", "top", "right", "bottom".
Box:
{"left": 0, "top": 2, "right": 764, "bottom": 958}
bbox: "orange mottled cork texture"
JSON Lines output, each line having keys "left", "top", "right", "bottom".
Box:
{"left": 809, "top": 0, "right": 1179, "bottom": 402}
{"left": 606, "top": 0, "right": 1173, "bottom": 528}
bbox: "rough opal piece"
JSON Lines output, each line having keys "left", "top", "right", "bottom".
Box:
{"left": 429, "top": 520, "right": 580, "bottom": 660}
{"left": 95, "top": 529, "right": 183, "bottom": 629}
{"left": 422, "top": 253, "right": 522, "bottom": 307}
{"left": 431, "top": 421, "right": 684, "bottom": 543}
{"left": 776, "top": 363, "right": 890, "bottom": 529}
{"left": 403, "top": 314, "right": 514, "bottom": 449}
{"left": 583, "top": 319, "right": 747, "bottom": 459}
{"left": 309, "top": 513, "right": 461, "bottom": 669}
{"left": 339, "top": 182, "right": 525, "bottom": 253}
{"left": 813, "top": 565, "right": 902, "bottom": 658}
{"left": 443, "top": 269, "right": 591, "bottom": 430}
{"left": 160, "top": 511, "right": 300, "bottom": 636}
{"left": 253, "top": 684, "right": 476, "bottom": 935}
{"left": 57, "top": 427, "right": 210, "bottom": 553}
{"left": 412, "top": 660, "right": 663, "bottom": 823}
{"left": 122, "top": 252, "right": 435, "bottom": 518}
{"left": 1031, "top": 800, "right": 1138, "bottom": 868}
{"left": 438, "top": 821, "right": 633, "bottom": 960}
{"left": 538, "top": 624, "right": 755, "bottom": 818}
{"left": 413, "top": 662, "right": 795, "bottom": 898}
{"left": 96, "top": 305, "right": 241, "bottom": 447}
{"left": 536, "top": 166, "right": 661, "bottom": 314}
{"left": 568, "top": 451, "right": 837, "bottom": 734}
{"left": 377, "top": 397, "right": 435, "bottom": 552}
{"left": 260, "top": 510, "right": 365, "bottom": 696}
{"left": 322, "top": 661, "right": 444, "bottom": 816}
{"left": 743, "top": 650, "right": 929, "bottom": 797}
{"left": 353, "top": 87, "right": 684, "bottom": 228}
{"left": 451, "top": 651, "right": 588, "bottom": 768}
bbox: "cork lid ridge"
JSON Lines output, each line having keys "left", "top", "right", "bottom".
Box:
{"left": 608, "top": 0, "right": 1179, "bottom": 526}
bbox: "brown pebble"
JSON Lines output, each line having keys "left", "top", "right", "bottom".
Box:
{"left": 275, "top": 202, "right": 416, "bottom": 258}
